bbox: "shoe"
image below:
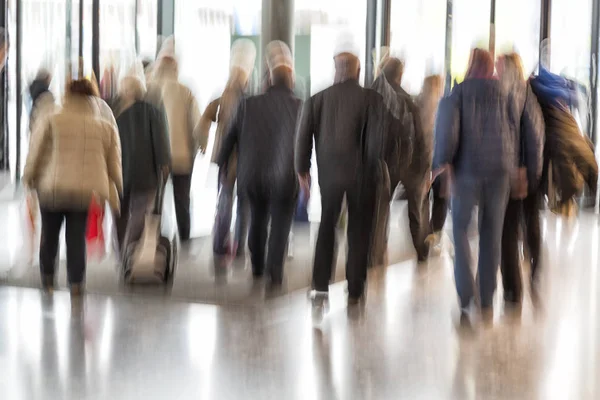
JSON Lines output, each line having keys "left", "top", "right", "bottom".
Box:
{"left": 41, "top": 275, "right": 54, "bottom": 294}
{"left": 481, "top": 307, "right": 494, "bottom": 326}
{"left": 347, "top": 293, "right": 364, "bottom": 305}
{"left": 69, "top": 283, "right": 85, "bottom": 297}
{"left": 310, "top": 290, "right": 329, "bottom": 323}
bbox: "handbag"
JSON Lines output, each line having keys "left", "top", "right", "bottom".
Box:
{"left": 511, "top": 85, "right": 529, "bottom": 199}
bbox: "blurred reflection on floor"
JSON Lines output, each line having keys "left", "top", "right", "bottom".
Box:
{"left": 1, "top": 210, "right": 599, "bottom": 399}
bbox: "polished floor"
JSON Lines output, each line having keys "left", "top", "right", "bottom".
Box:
{"left": 1, "top": 205, "right": 600, "bottom": 399}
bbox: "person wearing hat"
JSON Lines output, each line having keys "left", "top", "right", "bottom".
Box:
{"left": 217, "top": 41, "right": 301, "bottom": 285}
{"left": 295, "top": 37, "right": 386, "bottom": 307}
{"left": 202, "top": 38, "right": 257, "bottom": 256}
{"left": 146, "top": 55, "right": 204, "bottom": 242}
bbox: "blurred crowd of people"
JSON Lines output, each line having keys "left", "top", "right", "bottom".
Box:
{"left": 19, "top": 34, "right": 598, "bottom": 326}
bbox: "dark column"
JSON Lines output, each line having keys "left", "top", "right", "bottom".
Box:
{"left": 540, "top": 0, "right": 551, "bottom": 67}
{"left": 489, "top": 0, "right": 496, "bottom": 59}
{"left": 380, "top": 0, "right": 391, "bottom": 47}
{"left": 134, "top": 0, "right": 139, "bottom": 54}
{"left": 157, "top": 0, "right": 174, "bottom": 37}
{"left": 15, "top": 0, "right": 21, "bottom": 181}
{"left": 261, "top": 0, "right": 294, "bottom": 79}
{"left": 365, "top": 0, "right": 377, "bottom": 86}
{"left": 92, "top": 0, "right": 99, "bottom": 81}
{"left": 589, "top": 0, "right": 599, "bottom": 145}
{"left": 0, "top": 0, "right": 7, "bottom": 170}
{"left": 78, "top": 0, "right": 83, "bottom": 59}
{"left": 444, "top": 0, "right": 453, "bottom": 94}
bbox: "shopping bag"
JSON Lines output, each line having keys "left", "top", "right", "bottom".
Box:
{"left": 23, "top": 191, "right": 39, "bottom": 265}
{"left": 86, "top": 196, "right": 106, "bottom": 261}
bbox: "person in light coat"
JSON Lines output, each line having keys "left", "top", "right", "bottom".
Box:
{"left": 23, "top": 78, "right": 122, "bottom": 296}
{"left": 146, "top": 56, "right": 204, "bottom": 241}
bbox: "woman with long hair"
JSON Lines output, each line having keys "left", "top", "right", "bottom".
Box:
{"left": 497, "top": 52, "right": 545, "bottom": 306}
{"left": 23, "top": 78, "right": 122, "bottom": 296}
{"left": 433, "top": 48, "right": 542, "bottom": 324}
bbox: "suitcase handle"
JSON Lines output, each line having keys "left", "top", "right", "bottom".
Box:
{"left": 153, "top": 173, "right": 166, "bottom": 215}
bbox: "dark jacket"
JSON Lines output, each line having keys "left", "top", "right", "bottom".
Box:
{"left": 434, "top": 79, "right": 530, "bottom": 180}
{"left": 295, "top": 79, "right": 385, "bottom": 187}
{"left": 116, "top": 101, "right": 170, "bottom": 194}
{"left": 217, "top": 84, "right": 302, "bottom": 198}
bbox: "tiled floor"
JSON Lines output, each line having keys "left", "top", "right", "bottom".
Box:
{"left": 1, "top": 200, "right": 600, "bottom": 398}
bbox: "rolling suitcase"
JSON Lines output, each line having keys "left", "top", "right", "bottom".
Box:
{"left": 122, "top": 178, "right": 178, "bottom": 284}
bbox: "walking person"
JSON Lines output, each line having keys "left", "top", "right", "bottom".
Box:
{"left": 114, "top": 75, "right": 170, "bottom": 254}
{"left": 497, "top": 53, "right": 544, "bottom": 306}
{"left": 146, "top": 56, "right": 205, "bottom": 241}
{"left": 217, "top": 41, "right": 301, "bottom": 284}
{"left": 296, "top": 43, "right": 385, "bottom": 307}
{"left": 204, "top": 39, "right": 257, "bottom": 256}
{"left": 23, "top": 78, "right": 123, "bottom": 296}
{"left": 433, "top": 48, "right": 541, "bottom": 323}
{"left": 371, "top": 58, "right": 430, "bottom": 264}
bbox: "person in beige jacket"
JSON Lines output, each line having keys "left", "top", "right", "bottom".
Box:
{"left": 146, "top": 56, "right": 204, "bottom": 241}
{"left": 23, "top": 78, "right": 122, "bottom": 295}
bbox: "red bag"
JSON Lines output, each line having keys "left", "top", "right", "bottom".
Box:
{"left": 86, "top": 196, "right": 106, "bottom": 261}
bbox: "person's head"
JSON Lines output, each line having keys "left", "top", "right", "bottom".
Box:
{"left": 230, "top": 38, "right": 256, "bottom": 82}
{"left": 65, "top": 78, "right": 99, "bottom": 99}
{"left": 119, "top": 76, "right": 146, "bottom": 101}
{"left": 153, "top": 56, "right": 178, "bottom": 82}
{"left": 266, "top": 40, "right": 294, "bottom": 89}
{"left": 496, "top": 52, "right": 525, "bottom": 87}
{"left": 35, "top": 68, "right": 52, "bottom": 86}
{"left": 334, "top": 52, "right": 360, "bottom": 84}
{"left": 465, "top": 48, "right": 495, "bottom": 80}
{"left": 381, "top": 57, "right": 405, "bottom": 87}
{"left": 421, "top": 75, "right": 444, "bottom": 100}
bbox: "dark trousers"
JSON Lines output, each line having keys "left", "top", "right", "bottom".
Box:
{"left": 247, "top": 190, "right": 296, "bottom": 282}
{"left": 213, "top": 167, "right": 249, "bottom": 254}
{"left": 172, "top": 174, "right": 192, "bottom": 241}
{"left": 40, "top": 210, "right": 88, "bottom": 285}
{"left": 452, "top": 175, "right": 510, "bottom": 309}
{"left": 313, "top": 179, "right": 376, "bottom": 297}
{"left": 430, "top": 178, "right": 448, "bottom": 234}
{"left": 501, "top": 192, "right": 542, "bottom": 301}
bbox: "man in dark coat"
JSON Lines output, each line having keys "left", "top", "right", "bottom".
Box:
{"left": 217, "top": 41, "right": 301, "bottom": 284}
{"left": 115, "top": 76, "right": 170, "bottom": 252}
{"left": 371, "top": 58, "right": 430, "bottom": 264}
{"left": 295, "top": 49, "right": 385, "bottom": 304}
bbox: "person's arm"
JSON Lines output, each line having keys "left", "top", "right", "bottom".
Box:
{"left": 432, "top": 92, "right": 460, "bottom": 171}
{"left": 188, "top": 92, "right": 205, "bottom": 153}
{"left": 522, "top": 84, "right": 545, "bottom": 191}
{"left": 23, "top": 120, "right": 52, "bottom": 187}
{"left": 197, "top": 98, "right": 220, "bottom": 154}
{"left": 107, "top": 123, "right": 123, "bottom": 196}
{"left": 150, "top": 104, "right": 171, "bottom": 179}
{"left": 216, "top": 99, "right": 243, "bottom": 168}
{"left": 295, "top": 96, "right": 315, "bottom": 175}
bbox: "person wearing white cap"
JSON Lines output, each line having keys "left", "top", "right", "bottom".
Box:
{"left": 295, "top": 42, "right": 387, "bottom": 309}
{"left": 217, "top": 41, "right": 300, "bottom": 285}
{"left": 145, "top": 55, "right": 204, "bottom": 241}
{"left": 203, "top": 38, "right": 256, "bottom": 256}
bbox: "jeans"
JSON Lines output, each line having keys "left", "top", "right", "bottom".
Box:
{"left": 213, "top": 167, "right": 249, "bottom": 254}
{"left": 452, "top": 174, "right": 510, "bottom": 309}
{"left": 40, "top": 210, "right": 88, "bottom": 285}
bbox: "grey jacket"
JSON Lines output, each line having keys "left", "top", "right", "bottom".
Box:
{"left": 295, "top": 80, "right": 385, "bottom": 187}
{"left": 217, "top": 84, "right": 302, "bottom": 198}
{"left": 434, "top": 79, "right": 543, "bottom": 184}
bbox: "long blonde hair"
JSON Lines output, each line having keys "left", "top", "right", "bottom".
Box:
{"left": 417, "top": 75, "right": 444, "bottom": 136}
{"left": 497, "top": 52, "right": 525, "bottom": 91}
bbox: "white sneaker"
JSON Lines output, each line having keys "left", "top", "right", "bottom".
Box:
{"left": 310, "top": 290, "right": 329, "bottom": 324}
